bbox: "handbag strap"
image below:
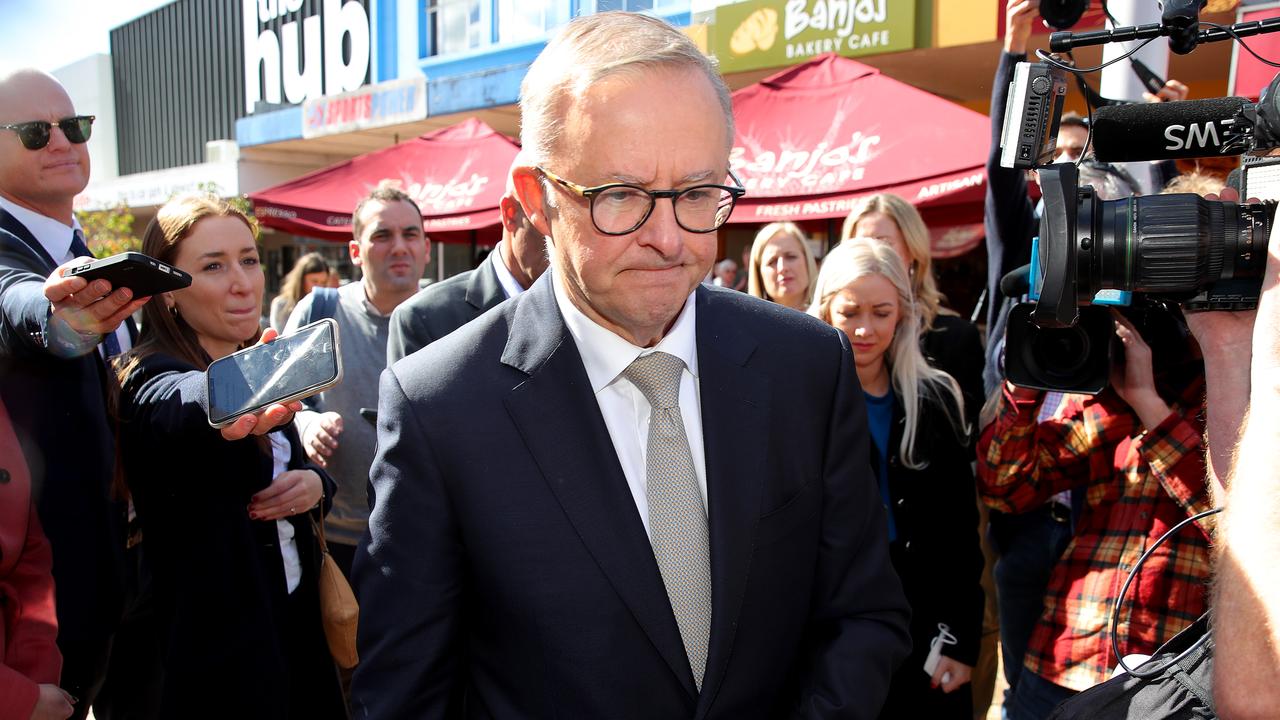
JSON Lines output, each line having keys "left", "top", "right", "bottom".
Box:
{"left": 309, "top": 513, "right": 330, "bottom": 555}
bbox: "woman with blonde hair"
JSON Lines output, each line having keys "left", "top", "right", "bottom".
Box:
{"left": 747, "top": 221, "right": 818, "bottom": 310}
{"left": 113, "top": 193, "right": 345, "bottom": 718}
{"left": 843, "top": 193, "right": 983, "bottom": 427}
{"left": 270, "top": 252, "right": 332, "bottom": 331}
{"left": 810, "top": 239, "right": 984, "bottom": 719}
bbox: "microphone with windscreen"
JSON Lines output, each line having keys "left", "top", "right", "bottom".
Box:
{"left": 1090, "top": 97, "right": 1254, "bottom": 163}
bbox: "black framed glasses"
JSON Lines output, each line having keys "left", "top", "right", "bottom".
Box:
{"left": 539, "top": 166, "right": 746, "bottom": 236}
{"left": 0, "top": 115, "right": 95, "bottom": 150}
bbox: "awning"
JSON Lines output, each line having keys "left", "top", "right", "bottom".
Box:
{"left": 727, "top": 53, "right": 990, "bottom": 255}
{"left": 249, "top": 118, "right": 520, "bottom": 243}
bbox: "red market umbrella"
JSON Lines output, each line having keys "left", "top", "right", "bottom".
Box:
{"left": 249, "top": 118, "right": 520, "bottom": 243}
{"left": 727, "top": 54, "right": 990, "bottom": 257}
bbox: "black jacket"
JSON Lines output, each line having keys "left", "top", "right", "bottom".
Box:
{"left": 983, "top": 51, "right": 1040, "bottom": 395}
{"left": 386, "top": 252, "right": 506, "bottom": 365}
{"left": 872, "top": 388, "right": 984, "bottom": 669}
{"left": 354, "top": 275, "right": 913, "bottom": 720}
{"left": 0, "top": 207, "right": 127, "bottom": 702}
{"left": 922, "top": 314, "right": 985, "bottom": 434}
{"left": 117, "top": 352, "right": 343, "bottom": 718}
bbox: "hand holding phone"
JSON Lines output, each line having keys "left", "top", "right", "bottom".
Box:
{"left": 207, "top": 320, "right": 343, "bottom": 429}
{"left": 66, "top": 251, "right": 192, "bottom": 297}
{"left": 213, "top": 328, "right": 311, "bottom": 440}
{"left": 44, "top": 257, "right": 150, "bottom": 341}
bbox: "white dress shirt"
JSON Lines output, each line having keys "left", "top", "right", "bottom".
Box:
{"left": 269, "top": 432, "right": 303, "bottom": 594}
{"left": 552, "top": 276, "right": 708, "bottom": 537}
{"left": 0, "top": 195, "right": 132, "bottom": 355}
{"left": 489, "top": 241, "right": 527, "bottom": 300}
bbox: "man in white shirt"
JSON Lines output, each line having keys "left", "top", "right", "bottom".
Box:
{"left": 353, "top": 13, "right": 910, "bottom": 720}
{"left": 0, "top": 67, "right": 148, "bottom": 718}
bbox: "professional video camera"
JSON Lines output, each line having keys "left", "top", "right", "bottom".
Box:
{"left": 997, "top": 3, "right": 1280, "bottom": 394}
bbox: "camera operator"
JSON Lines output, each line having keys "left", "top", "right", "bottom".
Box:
{"left": 978, "top": 299, "right": 1212, "bottom": 719}
{"left": 1180, "top": 185, "right": 1280, "bottom": 720}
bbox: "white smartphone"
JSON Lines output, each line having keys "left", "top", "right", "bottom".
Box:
{"left": 206, "top": 319, "right": 343, "bottom": 428}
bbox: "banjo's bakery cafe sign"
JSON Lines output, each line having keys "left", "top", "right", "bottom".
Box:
{"left": 711, "top": 0, "right": 915, "bottom": 74}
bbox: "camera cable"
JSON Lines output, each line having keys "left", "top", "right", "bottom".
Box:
{"left": 1109, "top": 505, "right": 1222, "bottom": 679}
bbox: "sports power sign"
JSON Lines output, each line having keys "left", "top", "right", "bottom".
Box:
{"left": 712, "top": 0, "right": 915, "bottom": 74}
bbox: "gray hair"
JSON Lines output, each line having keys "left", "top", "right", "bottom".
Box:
{"left": 518, "top": 12, "right": 734, "bottom": 166}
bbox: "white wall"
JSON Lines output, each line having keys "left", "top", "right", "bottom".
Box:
{"left": 52, "top": 54, "right": 120, "bottom": 181}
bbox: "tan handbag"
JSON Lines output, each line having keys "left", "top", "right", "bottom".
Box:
{"left": 311, "top": 515, "right": 360, "bottom": 669}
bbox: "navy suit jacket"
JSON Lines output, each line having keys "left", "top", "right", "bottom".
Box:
{"left": 385, "top": 252, "right": 506, "bottom": 365}
{"left": 0, "top": 207, "right": 126, "bottom": 701}
{"left": 353, "top": 274, "right": 912, "bottom": 719}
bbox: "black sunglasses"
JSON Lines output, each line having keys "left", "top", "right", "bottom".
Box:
{"left": 0, "top": 115, "right": 95, "bottom": 150}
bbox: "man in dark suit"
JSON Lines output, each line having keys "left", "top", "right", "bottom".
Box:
{"left": 352, "top": 12, "right": 911, "bottom": 719}
{"left": 0, "top": 68, "right": 150, "bottom": 715}
{"left": 385, "top": 170, "right": 548, "bottom": 364}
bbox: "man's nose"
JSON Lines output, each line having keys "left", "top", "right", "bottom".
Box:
{"left": 639, "top": 199, "right": 683, "bottom": 257}
{"left": 44, "top": 124, "right": 73, "bottom": 152}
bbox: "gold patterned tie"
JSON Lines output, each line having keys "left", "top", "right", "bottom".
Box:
{"left": 623, "top": 351, "right": 712, "bottom": 690}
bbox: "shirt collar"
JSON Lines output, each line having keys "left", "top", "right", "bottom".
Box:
{"left": 489, "top": 241, "right": 527, "bottom": 300}
{"left": 552, "top": 272, "right": 699, "bottom": 395}
{"left": 340, "top": 278, "right": 393, "bottom": 318}
{"left": 0, "top": 195, "right": 79, "bottom": 262}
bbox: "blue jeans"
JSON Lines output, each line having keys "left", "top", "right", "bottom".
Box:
{"left": 1007, "top": 668, "right": 1077, "bottom": 720}
{"left": 988, "top": 505, "right": 1073, "bottom": 698}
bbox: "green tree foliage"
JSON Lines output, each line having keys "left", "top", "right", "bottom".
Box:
{"left": 75, "top": 203, "right": 139, "bottom": 258}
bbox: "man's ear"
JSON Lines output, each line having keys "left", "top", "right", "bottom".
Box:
{"left": 511, "top": 165, "right": 552, "bottom": 237}
{"left": 499, "top": 194, "right": 520, "bottom": 234}
{"left": 348, "top": 238, "right": 362, "bottom": 267}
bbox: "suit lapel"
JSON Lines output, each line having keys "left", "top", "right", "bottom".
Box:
{"left": 501, "top": 275, "right": 699, "bottom": 697}
{"left": 466, "top": 253, "right": 506, "bottom": 312}
{"left": 0, "top": 208, "right": 57, "bottom": 271}
{"left": 692, "top": 287, "right": 769, "bottom": 718}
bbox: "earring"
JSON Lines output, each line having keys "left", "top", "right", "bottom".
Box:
{"left": 168, "top": 304, "right": 179, "bottom": 318}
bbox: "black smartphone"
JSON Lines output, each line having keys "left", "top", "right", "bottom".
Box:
{"left": 206, "top": 319, "right": 343, "bottom": 428}
{"left": 67, "top": 251, "right": 192, "bottom": 297}
{"left": 359, "top": 407, "right": 378, "bottom": 425}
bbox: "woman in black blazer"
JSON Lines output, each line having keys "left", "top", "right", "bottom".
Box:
{"left": 113, "top": 194, "right": 344, "bottom": 719}
{"left": 811, "top": 239, "right": 985, "bottom": 719}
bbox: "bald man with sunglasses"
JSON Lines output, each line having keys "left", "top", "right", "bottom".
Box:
{"left": 0, "top": 67, "right": 148, "bottom": 718}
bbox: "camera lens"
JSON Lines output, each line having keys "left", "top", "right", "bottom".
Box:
{"left": 1028, "top": 324, "right": 1091, "bottom": 379}
{"left": 1077, "top": 193, "right": 1274, "bottom": 309}
{"left": 1039, "top": 0, "right": 1088, "bottom": 30}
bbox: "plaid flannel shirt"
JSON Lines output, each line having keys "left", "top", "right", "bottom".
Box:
{"left": 976, "top": 378, "right": 1213, "bottom": 691}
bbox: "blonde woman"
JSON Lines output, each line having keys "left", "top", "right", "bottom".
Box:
{"left": 810, "top": 239, "right": 984, "bottom": 720}
{"left": 843, "top": 194, "right": 983, "bottom": 428}
{"left": 747, "top": 221, "right": 818, "bottom": 310}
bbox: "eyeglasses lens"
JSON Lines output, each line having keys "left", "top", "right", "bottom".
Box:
{"left": 590, "top": 186, "right": 736, "bottom": 235}
{"left": 8, "top": 117, "right": 93, "bottom": 150}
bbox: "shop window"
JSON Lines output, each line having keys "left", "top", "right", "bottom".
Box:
{"left": 498, "top": 1, "right": 569, "bottom": 43}
{"left": 428, "top": 0, "right": 492, "bottom": 56}
{"left": 582, "top": 0, "right": 683, "bottom": 12}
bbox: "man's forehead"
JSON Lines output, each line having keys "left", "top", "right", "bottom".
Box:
{"left": 0, "top": 71, "right": 74, "bottom": 123}
{"left": 549, "top": 66, "right": 729, "bottom": 176}
{"left": 359, "top": 198, "right": 420, "bottom": 226}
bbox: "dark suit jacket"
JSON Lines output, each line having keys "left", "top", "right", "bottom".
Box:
{"left": 921, "top": 314, "right": 985, "bottom": 434}
{"left": 117, "top": 353, "right": 344, "bottom": 717}
{"left": 353, "top": 274, "right": 912, "bottom": 719}
{"left": 0, "top": 207, "right": 125, "bottom": 702}
{"left": 873, "top": 391, "right": 984, "bottom": 671}
{"left": 386, "top": 252, "right": 506, "bottom": 364}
